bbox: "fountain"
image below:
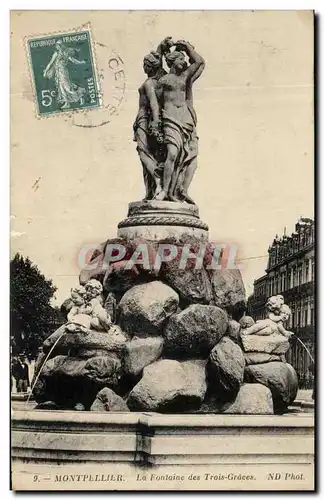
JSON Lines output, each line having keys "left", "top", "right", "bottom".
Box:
{"left": 12, "top": 36, "right": 314, "bottom": 491}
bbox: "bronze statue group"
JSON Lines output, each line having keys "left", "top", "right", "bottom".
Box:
{"left": 133, "top": 37, "right": 205, "bottom": 204}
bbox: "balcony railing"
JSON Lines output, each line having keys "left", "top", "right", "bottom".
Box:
{"left": 284, "top": 281, "right": 315, "bottom": 301}
{"left": 249, "top": 279, "right": 314, "bottom": 304}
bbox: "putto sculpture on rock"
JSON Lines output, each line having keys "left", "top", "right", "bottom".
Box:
{"left": 134, "top": 37, "right": 205, "bottom": 204}
{"left": 242, "top": 295, "right": 294, "bottom": 340}
{"left": 66, "top": 280, "right": 112, "bottom": 333}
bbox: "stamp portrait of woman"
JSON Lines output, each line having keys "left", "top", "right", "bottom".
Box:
{"left": 43, "top": 40, "right": 86, "bottom": 109}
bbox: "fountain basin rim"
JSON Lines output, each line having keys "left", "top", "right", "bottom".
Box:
{"left": 12, "top": 410, "right": 315, "bottom": 429}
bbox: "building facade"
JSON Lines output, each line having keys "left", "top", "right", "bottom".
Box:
{"left": 248, "top": 218, "right": 315, "bottom": 388}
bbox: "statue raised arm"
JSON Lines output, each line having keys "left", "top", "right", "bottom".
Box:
{"left": 174, "top": 39, "right": 205, "bottom": 82}
{"left": 170, "top": 40, "right": 205, "bottom": 203}
{"left": 154, "top": 40, "right": 205, "bottom": 202}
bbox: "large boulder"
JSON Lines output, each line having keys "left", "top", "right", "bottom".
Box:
{"left": 35, "top": 401, "right": 59, "bottom": 410}
{"left": 226, "top": 320, "right": 242, "bottom": 343}
{"left": 240, "top": 332, "right": 289, "bottom": 355}
{"left": 159, "top": 244, "right": 213, "bottom": 307}
{"left": 32, "top": 350, "right": 48, "bottom": 384}
{"left": 244, "top": 352, "right": 282, "bottom": 365}
{"left": 164, "top": 304, "right": 228, "bottom": 358}
{"left": 43, "top": 325, "right": 69, "bottom": 355}
{"left": 103, "top": 260, "right": 146, "bottom": 294}
{"left": 127, "top": 359, "right": 207, "bottom": 412}
{"left": 123, "top": 336, "right": 164, "bottom": 377}
{"left": 117, "top": 281, "right": 179, "bottom": 336}
{"left": 41, "top": 354, "right": 122, "bottom": 387}
{"left": 75, "top": 348, "right": 119, "bottom": 359}
{"left": 43, "top": 325, "right": 128, "bottom": 358}
{"left": 33, "top": 354, "right": 122, "bottom": 408}
{"left": 90, "top": 387, "right": 129, "bottom": 412}
{"left": 207, "top": 337, "right": 245, "bottom": 400}
{"left": 32, "top": 378, "right": 48, "bottom": 403}
{"left": 79, "top": 252, "right": 107, "bottom": 285}
{"left": 208, "top": 268, "right": 246, "bottom": 319}
{"left": 244, "top": 362, "right": 298, "bottom": 413}
{"left": 222, "top": 383, "right": 274, "bottom": 414}
{"left": 101, "top": 237, "right": 159, "bottom": 293}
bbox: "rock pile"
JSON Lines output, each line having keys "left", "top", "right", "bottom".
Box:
{"left": 32, "top": 237, "right": 298, "bottom": 415}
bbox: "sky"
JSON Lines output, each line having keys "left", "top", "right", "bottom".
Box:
{"left": 10, "top": 10, "right": 314, "bottom": 303}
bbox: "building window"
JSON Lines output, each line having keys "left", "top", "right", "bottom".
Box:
{"left": 299, "top": 305, "right": 303, "bottom": 327}
{"left": 311, "top": 307, "right": 314, "bottom": 326}
{"left": 298, "top": 266, "right": 303, "bottom": 286}
{"left": 305, "top": 260, "right": 309, "bottom": 282}
{"left": 311, "top": 259, "right": 315, "bottom": 281}
{"left": 302, "top": 304, "right": 308, "bottom": 326}
{"left": 293, "top": 309, "right": 297, "bottom": 328}
{"left": 293, "top": 267, "right": 297, "bottom": 287}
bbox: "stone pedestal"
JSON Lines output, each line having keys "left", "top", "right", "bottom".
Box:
{"left": 117, "top": 200, "right": 209, "bottom": 241}
{"left": 11, "top": 410, "right": 314, "bottom": 491}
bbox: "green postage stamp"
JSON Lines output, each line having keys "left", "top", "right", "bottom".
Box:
{"left": 27, "top": 30, "right": 100, "bottom": 116}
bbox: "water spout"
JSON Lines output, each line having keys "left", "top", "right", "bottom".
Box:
{"left": 27, "top": 327, "right": 68, "bottom": 404}
{"left": 295, "top": 336, "right": 314, "bottom": 364}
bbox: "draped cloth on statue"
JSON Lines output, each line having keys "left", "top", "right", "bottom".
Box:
{"left": 133, "top": 111, "right": 156, "bottom": 162}
{"left": 133, "top": 111, "right": 163, "bottom": 198}
{"left": 162, "top": 107, "right": 198, "bottom": 173}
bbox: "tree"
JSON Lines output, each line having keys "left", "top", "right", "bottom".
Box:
{"left": 10, "top": 253, "right": 64, "bottom": 358}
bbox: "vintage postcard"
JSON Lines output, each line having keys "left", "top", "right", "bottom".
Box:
{"left": 10, "top": 10, "right": 315, "bottom": 491}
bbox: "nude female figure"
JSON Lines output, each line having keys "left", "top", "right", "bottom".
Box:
{"left": 133, "top": 37, "right": 173, "bottom": 199}
{"left": 170, "top": 42, "right": 205, "bottom": 203}
{"left": 154, "top": 40, "right": 205, "bottom": 202}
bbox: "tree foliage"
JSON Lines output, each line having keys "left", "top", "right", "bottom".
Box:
{"left": 10, "top": 253, "right": 64, "bottom": 357}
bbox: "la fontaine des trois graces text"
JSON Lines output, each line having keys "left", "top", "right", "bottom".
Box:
{"left": 53, "top": 472, "right": 259, "bottom": 483}
{"left": 52, "top": 471, "right": 304, "bottom": 484}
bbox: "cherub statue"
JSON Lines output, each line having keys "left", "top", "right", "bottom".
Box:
{"left": 84, "top": 279, "right": 112, "bottom": 332}
{"left": 242, "top": 295, "right": 294, "bottom": 339}
{"left": 66, "top": 285, "right": 92, "bottom": 332}
{"left": 266, "top": 295, "right": 284, "bottom": 315}
{"left": 66, "top": 280, "right": 111, "bottom": 333}
{"left": 267, "top": 303, "right": 294, "bottom": 339}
